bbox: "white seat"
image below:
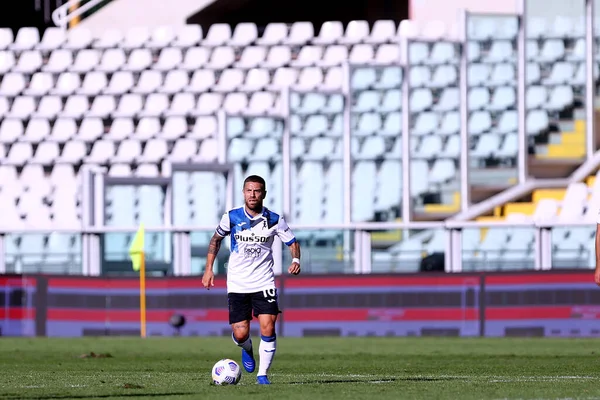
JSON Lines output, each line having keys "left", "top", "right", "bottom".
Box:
{"left": 168, "top": 138, "right": 197, "bottom": 162}
{"left": 42, "top": 49, "right": 73, "bottom": 74}
{"left": 146, "top": 26, "right": 176, "bottom": 49}
{"left": 0, "top": 73, "right": 26, "bottom": 97}
{"left": 186, "top": 70, "right": 215, "bottom": 93}
{"left": 112, "top": 139, "right": 142, "bottom": 163}
{"left": 213, "top": 69, "right": 244, "bottom": 92}
{"left": 487, "top": 86, "right": 516, "bottom": 111}
{"left": 0, "top": 28, "right": 13, "bottom": 50}
{"left": 93, "top": 29, "right": 123, "bottom": 49}
{"left": 340, "top": 20, "right": 369, "bottom": 45}
{"left": 11, "top": 27, "right": 39, "bottom": 51}
{"left": 206, "top": 46, "right": 235, "bottom": 69}
{"left": 161, "top": 116, "right": 188, "bottom": 140}
{"left": 349, "top": 44, "right": 374, "bottom": 64}
{"left": 167, "top": 93, "right": 196, "bottom": 116}
{"left": 51, "top": 72, "right": 81, "bottom": 96}
{"left": 7, "top": 96, "right": 36, "bottom": 119}
{"left": 113, "top": 94, "right": 143, "bottom": 118}
{"left": 88, "top": 95, "right": 116, "bottom": 118}
{"left": 64, "top": 27, "right": 93, "bottom": 50}
{"left": 230, "top": 23, "right": 258, "bottom": 47}
{"left": 172, "top": 25, "right": 202, "bottom": 47}
{"left": 0, "top": 119, "right": 24, "bottom": 143}
{"left": 77, "top": 71, "right": 107, "bottom": 96}
{"left": 223, "top": 92, "right": 248, "bottom": 114}
{"left": 97, "top": 48, "right": 126, "bottom": 72}
{"left": 180, "top": 47, "right": 210, "bottom": 70}
{"left": 283, "top": 22, "right": 313, "bottom": 46}
{"left": 48, "top": 118, "right": 77, "bottom": 143}
{"left": 366, "top": 20, "right": 395, "bottom": 44}
{"left": 235, "top": 46, "right": 266, "bottom": 69}
{"left": 195, "top": 93, "right": 223, "bottom": 115}
{"left": 78, "top": 118, "right": 104, "bottom": 142}
{"left": 33, "top": 96, "right": 62, "bottom": 119}
{"left": 160, "top": 70, "right": 189, "bottom": 94}
{"left": 262, "top": 45, "right": 291, "bottom": 69}
{"left": 256, "top": 23, "right": 287, "bottom": 46}
{"left": 106, "top": 118, "right": 134, "bottom": 141}
{"left": 123, "top": 48, "right": 152, "bottom": 71}
{"left": 121, "top": 27, "right": 150, "bottom": 50}
{"left": 58, "top": 141, "right": 87, "bottom": 163}
{"left": 139, "top": 93, "right": 169, "bottom": 118}
{"left": 138, "top": 139, "right": 168, "bottom": 163}
{"left": 5, "top": 142, "right": 33, "bottom": 166}
{"left": 0, "top": 51, "right": 16, "bottom": 74}
{"left": 61, "top": 95, "right": 89, "bottom": 119}
{"left": 290, "top": 46, "right": 322, "bottom": 67}
{"left": 132, "top": 70, "right": 163, "bottom": 94}
{"left": 32, "top": 142, "right": 60, "bottom": 165}
{"left": 37, "top": 27, "right": 65, "bottom": 52}
{"left": 85, "top": 140, "right": 115, "bottom": 164}
{"left": 313, "top": 21, "right": 344, "bottom": 45}
{"left": 317, "top": 45, "right": 348, "bottom": 67}
{"left": 203, "top": 24, "right": 231, "bottom": 47}
{"left": 153, "top": 47, "right": 183, "bottom": 71}
{"left": 134, "top": 117, "right": 160, "bottom": 140}
{"left": 14, "top": 50, "right": 42, "bottom": 74}
{"left": 239, "top": 68, "right": 270, "bottom": 92}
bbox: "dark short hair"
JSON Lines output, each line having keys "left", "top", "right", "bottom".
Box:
{"left": 243, "top": 175, "right": 266, "bottom": 190}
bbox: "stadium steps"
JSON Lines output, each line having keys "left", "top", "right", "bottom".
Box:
{"left": 536, "top": 118, "right": 586, "bottom": 160}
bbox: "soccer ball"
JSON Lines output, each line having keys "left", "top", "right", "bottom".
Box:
{"left": 211, "top": 359, "right": 242, "bottom": 385}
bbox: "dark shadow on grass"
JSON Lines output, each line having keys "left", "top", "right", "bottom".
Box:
{"left": 287, "top": 376, "right": 460, "bottom": 385}
{"left": 288, "top": 378, "right": 398, "bottom": 385}
{"left": 3, "top": 392, "right": 198, "bottom": 400}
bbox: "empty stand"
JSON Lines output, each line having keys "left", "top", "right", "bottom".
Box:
{"left": 0, "top": 16, "right": 597, "bottom": 273}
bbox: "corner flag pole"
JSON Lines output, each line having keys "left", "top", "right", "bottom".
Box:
{"left": 129, "top": 223, "right": 147, "bottom": 339}
{"left": 139, "top": 250, "right": 147, "bottom": 339}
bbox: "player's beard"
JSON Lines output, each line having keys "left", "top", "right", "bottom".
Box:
{"left": 246, "top": 199, "right": 262, "bottom": 212}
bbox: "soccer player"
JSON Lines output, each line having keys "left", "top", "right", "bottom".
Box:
{"left": 201, "top": 175, "right": 301, "bottom": 385}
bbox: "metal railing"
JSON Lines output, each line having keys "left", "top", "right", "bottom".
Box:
{"left": 52, "top": 0, "right": 108, "bottom": 29}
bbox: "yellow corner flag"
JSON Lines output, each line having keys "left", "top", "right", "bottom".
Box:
{"left": 129, "top": 223, "right": 145, "bottom": 271}
{"left": 129, "top": 223, "right": 147, "bottom": 338}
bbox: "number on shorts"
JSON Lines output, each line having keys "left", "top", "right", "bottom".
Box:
{"left": 262, "top": 288, "right": 276, "bottom": 298}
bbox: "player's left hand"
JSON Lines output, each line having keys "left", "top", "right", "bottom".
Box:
{"left": 288, "top": 262, "right": 300, "bottom": 275}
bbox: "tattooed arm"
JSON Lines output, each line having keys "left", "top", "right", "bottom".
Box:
{"left": 288, "top": 241, "right": 301, "bottom": 275}
{"left": 202, "top": 233, "right": 225, "bottom": 289}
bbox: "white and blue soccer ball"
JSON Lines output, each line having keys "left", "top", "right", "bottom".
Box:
{"left": 211, "top": 358, "right": 242, "bottom": 385}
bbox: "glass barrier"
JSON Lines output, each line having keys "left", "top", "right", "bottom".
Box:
{"left": 103, "top": 184, "right": 172, "bottom": 275}
{"left": 466, "top": 14, "right": 519, "bottom": 186}
{"left": 551, "top": 226, "right": 594, "bottom": 269}
{"left": 289, "top": 91, "right": 344, "bottom": 226}
{"left": 227, "top": 115, "right": 284, "bottom": 213}
{"left": 5, "top": 233, "right": 82, "bottom": 274}
{"left": 283, "top": 229, "right": 352, "bottom": 273}
{"left": 407, "top": 40, "right": 461, "bottom": 217}
{"left": 461, "top": 227, "right": 537, "bottom": 271}
{"left": 190, "top": 229, "right": 353, "bottom": 274}
{"left": 371, "top": 228, "right": 446, "bottom": 273}
{"left": 526, "top": 0, "right": 587, "bottom": 162}
{"left": 350, "top": 65, "right": 401, "bottom": 222}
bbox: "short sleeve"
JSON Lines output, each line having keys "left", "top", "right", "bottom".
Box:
{"left": 276, "top": 216, "right": 296, "bottom": 246}
{"left": 215, "top": 213, "right": 230, "bottom": 237}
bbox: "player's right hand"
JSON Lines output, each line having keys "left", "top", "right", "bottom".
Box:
{"left": 594, "top": 268, "right": 600, "bottom": 286}
{"left": 202, "top": 270, "right": 214, "bottom": 290}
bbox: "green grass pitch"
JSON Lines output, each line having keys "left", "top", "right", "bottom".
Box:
{"left": 1, "top": 337, "right": 600, "bottom": 399}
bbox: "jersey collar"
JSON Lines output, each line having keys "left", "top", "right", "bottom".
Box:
{"left": 243, "top": 206, "right": 266, "bottom": 220}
